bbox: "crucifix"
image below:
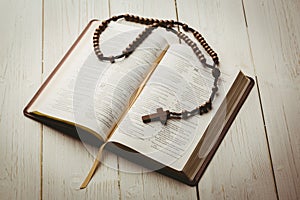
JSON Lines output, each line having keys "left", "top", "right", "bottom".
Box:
{"left": 142, "top": 108, "right": 170, "bottom": 125}
{"left": 141, "top": 101, "right": 212, "bottom": 125}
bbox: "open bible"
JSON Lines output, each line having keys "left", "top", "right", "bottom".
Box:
{"left": 24, "top": 20, "right": 254, "bottom": 186}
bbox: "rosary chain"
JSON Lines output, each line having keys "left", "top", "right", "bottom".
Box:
{"left": 92, "top": 14, "right": 221, "bottom": 117}
{"left": 93, "top": 14, "right": 219, "bottom": 65}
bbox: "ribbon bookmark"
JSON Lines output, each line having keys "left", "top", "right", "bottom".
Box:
{"left": 80, "top": 142, "right": 107, "bottom": 189}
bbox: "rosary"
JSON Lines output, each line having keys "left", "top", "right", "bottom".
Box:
{"left": 93, "top": 14, "right": 220, "bottom": 125}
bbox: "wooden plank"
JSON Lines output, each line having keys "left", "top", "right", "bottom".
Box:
{"left": 244, "top": 0, "right": 300, "bottom": 199}
{"left": 176, "top": 0, "right": 278, "bottom": 199}
{"left": 109, "top": 0, "right": 198, "bottom": 199}
{"left": 0, "top": 0, "right": 42, "bottom": 199}
{"left": 42, "top": 1, "right": 120, "bottom": 199}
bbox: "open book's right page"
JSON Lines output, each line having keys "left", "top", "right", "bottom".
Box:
{"left": 109, "top": 44, "right": 238, "bottom": 170}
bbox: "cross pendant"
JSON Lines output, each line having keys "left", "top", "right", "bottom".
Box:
{"left": 141, "top": 101, "right": 211, "bottom": 125}
{"left": 142, "top": 108, "right": 170, "bottom": 125}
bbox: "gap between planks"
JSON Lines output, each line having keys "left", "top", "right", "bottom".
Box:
{"left": 242, "top": 0, "right": 280, "bottom": 197}
{"left": 255, "top": 76, "right": 280, "bottom": 200}
{"left": 40, "top": 0, "right": 45, "bottom": 199}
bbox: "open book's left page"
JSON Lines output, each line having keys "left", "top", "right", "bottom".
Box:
{"left": 27, "top": 21, "right": 168, "bottom": 141}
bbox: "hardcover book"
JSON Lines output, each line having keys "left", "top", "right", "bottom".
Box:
{"left": 24, "top": 20, "right": 254, "bottom": 186}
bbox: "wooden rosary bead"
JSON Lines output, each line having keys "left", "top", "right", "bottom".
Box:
{"left": 205, "top": 101, "right": 212, "bottom": 110}
{"left": 148, "top": 18, "right": 154, "bottom": 24}
{"left": 152, "top": 18, "right": 159, "bottom": 24}
{"left": 142, "top": 18, "right": 147, "bottom": 24}
{"left": 190, "top": 42, "right": 197, "bottom": 48}
{"left": 151, "top": 22, "right": 158, "bottom": 28}
{"left": 195, "top": 33, "right": 202, "bottom": 38}
{"left": 210, "top": 52, "right": 217, "bottom": 56}
{"left": 213, "top": 57, "right": 219, "bottom": 64}
{"left": 194, "top": 32, "right": 200, "bottom": 37}
{"left": 200, "top": 57, "right": 206, "bottom": 62}
{"left": 199, "top": 58, "right": 206, "bottom": 63}
{"left": 125, "top": 15, "right": 132, "bottom": 21}
{"left": 194, "top": 49, "right": 201, "bottom": 54}
{"left": 137, "top": 32, "right": 144, "bottom": 39}
{"left": 198, "top": 53, "right": 205, "bottom": 58}
{"left": 95, "top": 50, "right": 101, "bottom": 55}
{"left": 177, "top": 32, "right": 184, "bottom": 38}
{"left": 181, "top": 34, "right": 188, "bottom": 40}
{"left": 138, "top": 16, "right": 144, "bottom": 23}
{"left": 138, "top": 16, "right": 143, "bottom": 22}
{"left": 187, "top": 40, "right": 194, "bottom": 46}
{"left": 94, "top": 28, "right": 100, "bottom": 34}
{"left": 93, "top": 43, "right": 99, "bottom": 48}
{"left": 182, "top": 24, "right": 189, "bottom": 31}
{"left": 126, "top": 14, "right": 134, "bottom": 21}
{"left": 192, "top": 46, "right": 198, "bottom": 52}
{"left": 199, "top": 39, "right": 205, "bottom": 44}
{"left": 163, "top": 20, "right": 169, "bottom": 25}
{"left": 199, "top": 106, "right": 208, "bottom": 115}
{"left": 112, "top": 15, "right": 118, "bottom": 21}
{"left": 124, "top": 14, "right": 130, "bottom": 20}
{"left": 192, "top": 48, "right": 198, "bottom": 55}
{"left": 184, "top": 36, "right": 190, "bottom": 41}
{"left": 109, "top": 56, "right": 115, "bottom": 63}
{"left": 133, "top": 15, "right": 139, "bottom": 22}
{"left": 123, "top": 49, "right": 132, "bottom": 58}
{"left": 190, "top": 41, "right": 197, "bottom": 47}
{"left": 97, "top": 25, "right": 103, "bottom": 30}
{"left": 125, "top": 46, "right": 131, "bottom": 51}
{"left": 207, "top": 49, "right": 214, "bottom": 55}
{"left": 128, "top": 42, "right": 134, "bottom": 48}
{"left": 212, "top": 55, "right": 218, "bottom": 60}
{"left": 102, "top": 20, "right": 109, "bottom": 26}
{"left": 196, "top": 51, "right": 203, "bottom": 57}
{"left": 99, "top": 24, "right": 106, "bottom": 29}
{"left": 203, "top": 44, "right": 209, "bottom": 49}
{"left": 184, "top": 35, "right": 191, "bottom": 42}
{"left": 97, "top": 53, "right": 104, "bottom": 59}
{"left": 93, "top": 35, "right": 99, "bottom": 40}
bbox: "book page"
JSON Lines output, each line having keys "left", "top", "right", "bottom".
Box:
{"left": 109, "top": 44, "right": 238, "bottom": 170}
{"left": 28, "top": 21, "right": 168, "bottom": 140}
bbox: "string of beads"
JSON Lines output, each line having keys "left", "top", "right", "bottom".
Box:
{"left": 92, "top": 14, "right": 221, "bottom": 119}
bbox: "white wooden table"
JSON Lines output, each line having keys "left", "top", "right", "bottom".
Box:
{"left": 1, "top": 0, "right": 299, "bottom": 199}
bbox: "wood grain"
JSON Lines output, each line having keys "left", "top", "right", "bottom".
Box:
{"left": 176, "top": 0, "right": 278, "bottom": 199}
{"left": 42, "top": 0, "right": 120, "bottom": 199}
{"left": 1, "top": 0, "right": 299, "bottom": 199}
{"left": 0, "top": 0, "right": 42, "bottom": 199}
{"left": 244, "top": 0, "right": 300, "bottom": 199}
